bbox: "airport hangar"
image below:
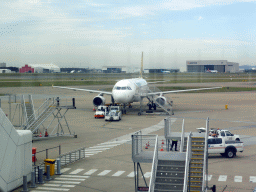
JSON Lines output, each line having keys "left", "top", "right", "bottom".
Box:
{"left": 19, "top": 64, "right": 60, "bottom": 73}
{"left": 186, "top": 60, "right": 239, "bottom": 73}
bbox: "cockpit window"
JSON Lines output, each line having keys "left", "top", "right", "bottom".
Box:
{"left": 114, "top": 86, "right": 132, "bottom": 90}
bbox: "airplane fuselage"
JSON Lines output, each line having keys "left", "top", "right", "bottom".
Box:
{"left": 112, "top": 78, "right": 150, "bottom": 104}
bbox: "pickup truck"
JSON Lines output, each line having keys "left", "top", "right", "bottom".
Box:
{"left": 197, "top": 127, "right": 240, "bottom": 141}
{"left": 105, "top": 106, "right": 122, "bottom": 121}
{"left": 208, "top": 137, "right": 244, "bottom": 158}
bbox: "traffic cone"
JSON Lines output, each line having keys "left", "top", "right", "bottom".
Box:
{"left": 162, "top": 140, "right": 164, "bottom": 144}
{"left": 160, "top": 145, "right": 164, "bottom": 151}
{"left": 45, "top": 129, "right": 48, "bottom": 137}
{"left": 93, "top": 107, "right": 96, "bottom": 111}
{"left": 147, "top": 141, "right": 150, "bottom": 147}
{"left": 145, "top": 143, "right": 148, "bottom": 149}
{"left": 39, "top": 132, "right": 42, "bottom": 137}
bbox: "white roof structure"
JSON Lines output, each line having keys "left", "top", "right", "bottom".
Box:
{"left": 29, "top": 64, "right": 60, "bottom": 73}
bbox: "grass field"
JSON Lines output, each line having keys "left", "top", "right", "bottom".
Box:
{"left": 0, "top": 73, "right": 256, "bottom": 93}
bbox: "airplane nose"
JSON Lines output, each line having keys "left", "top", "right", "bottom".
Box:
{"left": 113, "top": 91, "right": 129, "bottom": 103}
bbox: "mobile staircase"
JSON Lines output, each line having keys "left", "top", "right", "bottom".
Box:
{"left": 22, "top": 96, "right": 76, "bottom": 139}
{"left": 137, "top": 86, "right": 173, "bottom": 116}
{"left": 164, "top": 117, "right": 210, "bottom": 192}
{"left": 131, "top": 131, "right": 192, "bottom": 192}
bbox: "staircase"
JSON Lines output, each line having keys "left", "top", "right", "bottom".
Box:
{"left": 25, "top": 102, "right": 35, "bottom": 123}
{"left": 184, "top": 137, "right": 205, "bottom": 192}
{"left": 153, "top": 97, "right": 173, "bottom": 115}
{"left": 154, "top": 160, "right": 186, "bottom": 192}
{"left": 26, "top": 104, "right": 57, "bottom": 133}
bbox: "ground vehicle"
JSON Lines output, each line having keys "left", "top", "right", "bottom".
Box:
{"left": 208, "top": 137, "right": 244, "bottom": 158}
{"left": 105, "top": 106, "right": 122, "bottom": 121}
{"left": 94, "top": 106, "right": 109, "bottom": 118}
{"left": 197, "top": 127, "right": 240, "bottom": 141}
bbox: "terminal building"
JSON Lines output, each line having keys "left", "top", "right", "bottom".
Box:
{"left": 186, "top": 60, "right": 239, "bottom": 73}
{"left": 19, "top": 64, "right": 60, "bottom": 73}
{"left": 102, "top": 66, "right": 127, "bottom": 73}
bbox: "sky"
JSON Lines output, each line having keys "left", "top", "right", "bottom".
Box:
{"left": 1, "top": 0, "right": 256, "bottom": 70}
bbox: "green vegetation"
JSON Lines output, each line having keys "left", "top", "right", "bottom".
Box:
{"left": 0, "top": 73, "right": 256, "bottom": 94}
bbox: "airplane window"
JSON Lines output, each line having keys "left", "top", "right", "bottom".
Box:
{"left": 121, "top": 87, "right": 126, "bottom": 90}
{"left": 127, "top": 87, "right": 132, "bottom": 90}
{"left": 115, "top": 87, "right": 121, "bottom": 90}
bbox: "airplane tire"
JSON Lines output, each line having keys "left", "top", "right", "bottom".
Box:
{"left": 138, "top": 112, "right": 141, "bottom": 116}
{"left": 236, "top": 138, "right": 240, "bottom": 141}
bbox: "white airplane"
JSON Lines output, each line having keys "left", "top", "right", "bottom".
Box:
{"left": 53, "top": 53, "right": 221, "bottom": 115}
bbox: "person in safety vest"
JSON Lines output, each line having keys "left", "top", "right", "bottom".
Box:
{"left": 170, "top": 139, "right": 178, "bottom": 151}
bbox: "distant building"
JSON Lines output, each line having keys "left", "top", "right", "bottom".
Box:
{"left": 146, "top": 69, "right": 180, "bottom": 73}
{"left": 102, "top": 66, "right": 127, "bottom": 73}
{"left": 60, "top": 67, "right": 89, "bottom": 73}
{"left": 0, "top": 69, "right": 11, "bottom": 73}
{"left": 0, "top": 63, "right": 6, "bottom": 67}
{"left": 19, "top": 64, "right": 60, "bottom": 73}
{"left": 186, "top": 60, "right": 239, "bottom": 73}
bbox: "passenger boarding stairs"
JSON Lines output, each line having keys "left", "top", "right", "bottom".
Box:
{"left": 148, "top": 86, "right": 173, "bottom": 115}
{"left": 23, "top": 98, "right": 57, "bottom": 134}
{"left": 183, "top": 136, "right": 205, "bottom": 192}
{"left": 132, "top": 131, "right": 192, "bottom": 192}
{"left": 154, "top": 160, "right": 186, "bottom": 192}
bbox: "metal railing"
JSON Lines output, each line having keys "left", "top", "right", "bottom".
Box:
{"left": 180, "top": 119, "right": 185, "bottom": 152}
{"left": 24, "top": 98, "right": 55, "bottom": 131}
{"left": 148, "top": 135, "right": 158, "bottom": 192}
{"left": 59, "top": 147, "right": 86, "bottom": 166}
{"left": 21, "top": 95, "right": 28, "bottom": 127}
{"left": 202, "top": 117, "right": 209, "bottom": 192}
{"left": 183, "top": 132, "right": 192, "bottom": 192}
{"left": 34, "top": 146, "right": 86, "bottom": 174}
{"left": 33, "top": 145, "right": 61, "bottom": 166}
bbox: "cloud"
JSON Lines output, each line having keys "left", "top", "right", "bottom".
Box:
{"left": 198, "top": 16, "right": 203, "bottom": 20}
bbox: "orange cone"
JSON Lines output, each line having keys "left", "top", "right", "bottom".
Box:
{"left": 145, "top": 143, "right": 148, "bottom": 149}
{"left": 93, "top": 107, "right": 96, "bottom": 111}
{"left": 39, "top": 132, "right": 42, "bottom": 137}
{"left": 45, "top": 129, "right": 48, "bottom": 137}
{"left": 147, "top": 141, "right": 150, "bottom": 147}
{"left": 162, "top": 140, "right": 164, "bottom": 144}
{"left": 160, "top": 145, "right": 164, "bottom": 151}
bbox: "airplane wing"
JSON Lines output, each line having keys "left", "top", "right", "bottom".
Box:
{"left": 148, "top": 81, "right": 166, "bottom": 84}
{"left": 146, "top": 87, "right": 222, "bottom": 96}
{"left": 52, "top": 86, "right": 112, "bottom": 95}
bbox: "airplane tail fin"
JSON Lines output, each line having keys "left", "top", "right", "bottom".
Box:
{"left": 140, "top": 52, "right": 143, "bottom": 78}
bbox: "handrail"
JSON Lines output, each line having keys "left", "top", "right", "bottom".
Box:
{"left": 29, "top": 95, "right": 36, "bottom": 119}
{"left": 180, "top": 119, "right": 185, "bottom": 152}
{"left": 24, "top": 98, "right": 55, "bottom": 130}
{"left": 202, "top": 117, "right": 209, "bottom": 191}
{"left": 183, "top": 132, "right": 192, "bottom": 192}
{"left": 22, "top": 95, "right": 28, "bottom": 127}
{"left": 148, "top": 135, "right": 158, "bottom": 192}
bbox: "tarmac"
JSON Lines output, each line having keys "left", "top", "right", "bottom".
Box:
{"left": 1, "top": 84, "right": 256, "bottom": 192}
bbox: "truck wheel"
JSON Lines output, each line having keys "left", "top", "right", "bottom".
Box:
{"left": 235, "top": 138, "right": 240, "bottom": 141}
{"left": 138, "top": 112, "right": 141, "bottom": 116}
{"left": 220, "top": 153, "right": 225, "bottom": 156}
{"left": 226, "top": 149, "right": 236, "bottom": 158}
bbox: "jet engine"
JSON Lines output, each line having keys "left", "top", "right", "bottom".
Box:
{"left": 93, "top": 95, "right": 106, "bottom": 106}
{"left": 155, "top": 96, "right": 167, "bottom": 106}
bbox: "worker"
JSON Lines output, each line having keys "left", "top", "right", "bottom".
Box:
{"left": 170, "top": 139, "right": 178, "bottom": 151}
